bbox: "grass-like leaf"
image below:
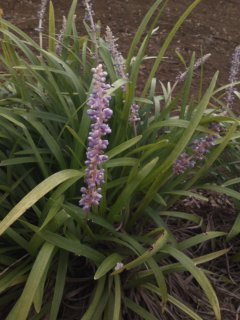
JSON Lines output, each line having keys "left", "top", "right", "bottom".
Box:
{"left": 6, "top": 242, "right": 55, "bottom": 320}
{"left": 0, "top": 170, "right": 83, "bottom": 235}
{"left": 161, "top": 246, "right": 221, "bottom": 320}
{"left": 94, "top": 253, "right": 122, "bottom": 280}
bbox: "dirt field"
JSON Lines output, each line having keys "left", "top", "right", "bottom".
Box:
{"left": 1, "top": 0, "right": 240, "bottom": 91}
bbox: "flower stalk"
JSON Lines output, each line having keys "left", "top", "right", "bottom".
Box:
{"left": 83, "top": 0, "right": 99, "bottom": 63}
{"left": 129, "top": 103, "right": 140, "bottom": 136}
{"left": 173, "top": 123, "right": 221, "bottom": 175}
{"left": 105, "top": 26, "right": 128, "bottom": 85}
{"left": 56, "top": 16, "right": 67, "bottom": 55}
{"left": 226, "top": 45, "right": 240, "bottom": 108}
{"left": 36, "top": 0, "right": 49, "bottom": 50}
{"left": 176, "top": 53, "right": 211, "bottom": 83}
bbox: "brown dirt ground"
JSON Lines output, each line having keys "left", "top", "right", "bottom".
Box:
{"left": 0, "top": 0, "right": 240, "bottom": 319}
{"left": 1, "top": 0, "right": 240, "bottom": 91}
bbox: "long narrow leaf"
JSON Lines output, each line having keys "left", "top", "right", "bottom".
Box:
{"left": 6, "top": 242, "right": 55, "bottom": 320}
{"left": 0, "top": 170, "right": 83, "bottom": 235}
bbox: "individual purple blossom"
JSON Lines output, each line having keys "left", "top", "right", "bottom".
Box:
{"left": 79, "top": 64, "right": 112, "bottom": 212}
{"left": 105, "top": 26, "right": 128, "bottom": 83}
{"left": 226, "top": 45, "right": 240, "bottom": 108}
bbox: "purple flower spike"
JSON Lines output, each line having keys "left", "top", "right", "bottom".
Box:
{"left": 191, "top": 136, "right": 215, "bottom": 160}
{"left": 83, "top": 0, "right": 99, "bottom": 62}
{"left": 129, "top": 103, "right": 140, "bottom": 124}
{"left": 56, "top": 16, "right": 67, "bottom": 55}
{"left": 226, "top": 46, "right": 240, "bottom": 108}
{"left": 209, "top": 122, "right": 222, "bottom": 134}
{"left": 79, "top": 64, "right": 112, "bottom": 212}
{"left": 37, "top": 0, "right": 48, "bottom": 25}
{"left": 105, "top": 26, "right": 128, "bottom": 85}
{"left": 173, "top": 153, "right": 196, "bottom": 175}
{"left": 83, "top": 0, "right": 96, "bottom": 31}
{"left": 173, "top": 122, "right": 221, "bottom": 175}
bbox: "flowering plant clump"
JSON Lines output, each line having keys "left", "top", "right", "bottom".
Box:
{"left": 80, "top": 64, "right": 112, "bottom": 212}
{"left": 0, "top": 0, "right": 239, "bottom": 319}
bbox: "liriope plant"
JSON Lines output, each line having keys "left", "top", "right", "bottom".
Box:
{"left": 0, "top": 0, "right": 239, "bottom": 319}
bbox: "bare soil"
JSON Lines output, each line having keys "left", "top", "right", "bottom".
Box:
{"left": 1, "top": 0, "right": 240, "bottom": 91}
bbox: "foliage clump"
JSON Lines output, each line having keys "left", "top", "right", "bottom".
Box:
{"left": 0, "top": 0, "right": 239, "bottom": 319}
